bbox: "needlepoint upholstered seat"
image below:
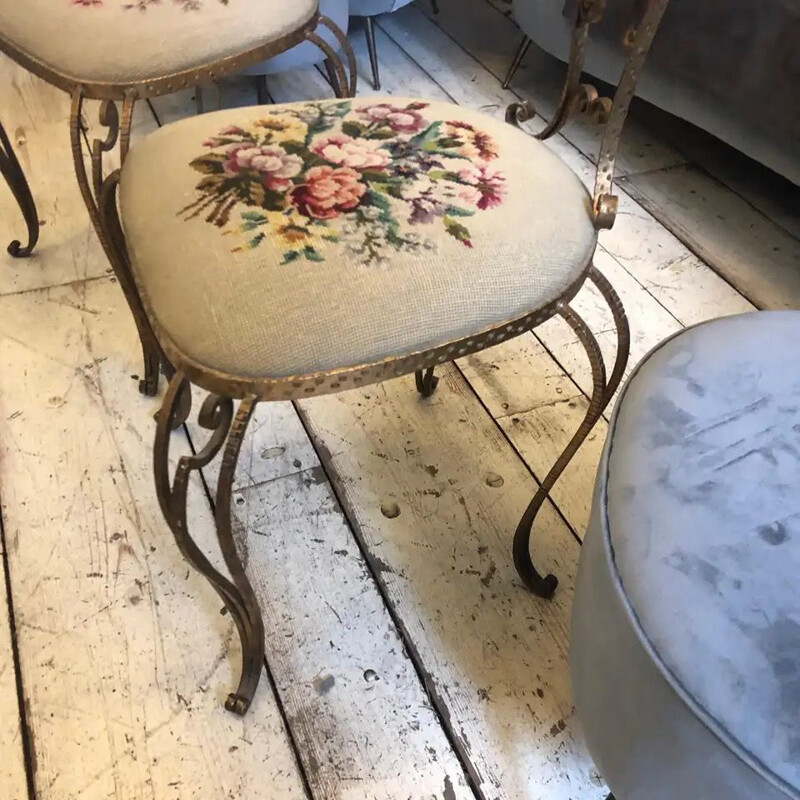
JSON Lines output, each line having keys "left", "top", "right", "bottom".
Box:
{"left": 119, "top": 99, "right": 596, "bottom": 381}
{"left": 0, "top": 0, "right": 318, "bottom": 87}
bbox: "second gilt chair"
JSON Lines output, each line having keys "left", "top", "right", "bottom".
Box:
{"left": 106, "top": 0, "right": 669, "bottom": 713}
{"left": 0, "top": 0, "right": 355, "bottom": 394}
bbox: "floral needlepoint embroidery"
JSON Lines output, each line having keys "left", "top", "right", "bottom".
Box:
{"left": 180, "top": 101, "right": 507, "bottom": 265}
{"left": 71, "top": 0, "right": 229, "bottom": 9}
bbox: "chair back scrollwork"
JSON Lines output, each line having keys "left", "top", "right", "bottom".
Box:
{"left": 506, "top": 0, "right": 670, "bottom": 230}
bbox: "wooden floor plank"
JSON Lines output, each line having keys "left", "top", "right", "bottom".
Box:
{"left": 298, "top": 366, "right": 606, "bottom": 800}
{"left": 620, "top": 164, "right": 800, "bottom": 310}
{"left": 0, "top": 540, "right": 27, "bottom": 800}
{"left": 0, "top": 57, "right": 113, "bottom": 296}
{"left": 0, "top": 278, "right": 308, "bottom": 800}
{"left": 233, "top": 467, "right": 477, "bottom": 800}
{"left": 634, "top": 104, "right": 800, "bottom": 242}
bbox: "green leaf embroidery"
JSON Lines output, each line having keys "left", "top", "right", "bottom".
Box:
{"left": 363, "top": 128, "right": 396, "bottom": 140}
{"left": 280, "top": 140, "right": 308, "bottom": 155}
{"left": 443, "top": 215, "right": 473, "bottom": 247}
{"left": 303, "top": 246, "right": 325, "bottom": 262}
{"left": 428, "top": 169, "right": 463, "bottom": 182}
{"left": 188, "top": 152, "right": 228, "bottom": 174}
{"left": 240, "top": 211, "right": 269, "bottom": 231}
{"left": 281, "top": 250, "right": 301, "bottom": 264}
{"left": 341, "top": 121, "right": 367, "bottom": 138}
{"left": 443, "top": 205, "right": 475, "bottom": 218}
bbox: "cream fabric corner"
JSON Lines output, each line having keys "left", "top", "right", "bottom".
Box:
{"left": 120, "top": 97, "right": 597, "bottom": 379}
{"left": 0, "top": 0, "right": 317, "bottom": 84}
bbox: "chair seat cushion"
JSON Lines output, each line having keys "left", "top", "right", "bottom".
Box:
{"left": 0, "top": 0, "right": 316, "bottom": 85}
{"left": 120, "top": 98, "right": 596, "bottom": 379}
{"left": 580, "top": 311, "right": 800, "bottom": 796}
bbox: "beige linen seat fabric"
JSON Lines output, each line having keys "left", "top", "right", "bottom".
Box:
{"left": 0, "top": 0, "right": 317, "bottom": 84}
{"left": 119, "top": 98, "right": 597, "bottom": 379}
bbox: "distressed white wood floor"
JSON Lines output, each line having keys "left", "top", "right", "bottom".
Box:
{"left": 0, "top": 1, "right": 797, "bottom": 798}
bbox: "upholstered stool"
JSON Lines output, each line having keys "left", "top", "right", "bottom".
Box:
{"left": 571, "top": 311, "right": 800, "bottom": 800}
{"left": 0, "top": 120, "right": 38, "bottom": 257}
{"left": 0, "top": 0, "right": 354, "bottom": 394}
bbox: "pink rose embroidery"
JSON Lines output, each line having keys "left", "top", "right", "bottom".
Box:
{"left": 223, "top": 144, "right": 303, "bottom": 191}
{"left": 312, "top": 135, "right": 390, "bottom": 170}
{"left": 357, "top": 103, "right": 427, "bottom": 133}
{"left": 291, "top": 166, "right": 365, "bottom": 220}
{"left": 458, "top": 165, "right": 507, "bottom": 210}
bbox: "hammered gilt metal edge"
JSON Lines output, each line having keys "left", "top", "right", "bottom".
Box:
{"left": 132, "top": 254, "right": 594, "bottom": 403}
{"left": 0, "top": 9, "right": 319, "bottom": 101}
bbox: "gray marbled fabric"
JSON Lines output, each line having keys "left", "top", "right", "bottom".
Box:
{"left": 606, "top": 311, "right": 800, "bottom": 792}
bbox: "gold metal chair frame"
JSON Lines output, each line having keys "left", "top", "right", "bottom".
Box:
{"left": 0, "top": 5, "right": 356, "bottom": 395}
{"left": 144, "top": 0, "right": 669, "bottom": 715}
{"left": 0, "top": 120, "right": 39, "bottom": 258}
{"left": 4, "top": 0, "right": 669, "bottom": 716}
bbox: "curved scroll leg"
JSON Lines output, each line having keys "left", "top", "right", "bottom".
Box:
{"left": 502, "top": 35, "right": 532, "bottom": 90}
{"left": 308, "top": 15, "right": 358, "bottom": 98}
{"left": 415, "top": 367, "right": 439, "bottom": 398}
{"left": 0, "top": 121, "right": 39, "bottom": 258}
{"left": 71, "top": 91, "right": 164, "bottom": 397}
{"left": 155, "top": 373, "right": 265, "bottom": 715}
{"left": 513, "top": 265, "right": 630, "bottom": 596}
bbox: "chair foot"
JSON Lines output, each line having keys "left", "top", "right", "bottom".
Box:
{"left": 502, "top": 35, "right": 532, "bottom": 89}
{"left": 415, "top": 367, "right": 439, "bottom": 398}
{"left": 364, "top": 16, "right": 381, "bottom": 90}
{"left": 607, "top": 794, "right": 616, "bottom": 800}
{"left": 155, "top": 374, "right": 266, "bottom": 714}
{"left": 0, "top": 121, "right": 39, "bottom": 258}
{"left": 513, "top": 265, "right": 630, "bottom": 594}
{"left": 430, "top": 0, "right": 440, "bottom": 13}
{"left": 138, "top": 346, "right": 162, "bottom": 397}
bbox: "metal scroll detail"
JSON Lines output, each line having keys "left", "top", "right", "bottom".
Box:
{"left": 505, "top": 0, "right": 611, "bottom": 141}
{"left": 506, "top": 0, "right": 670, "bottom": 231}
{"left": 513, "top": 264, "right": 630, "bottom": 596}
{"left": 70, "top": 90, "right": 163, "bottom": 396}
{"left": 592, "top": 0, "right": 669, "bottom": 229}
{"left": 306, "top": 15, "right": 358, "bottom": 98}
{"left": 415, "top": 367, "right": 439, "bottom": 398}
{"left": 0, "top": 120, "right": 39, "bottom": 257}
{"left": 154, "top": 372, "right": 265, "bottom": 715}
